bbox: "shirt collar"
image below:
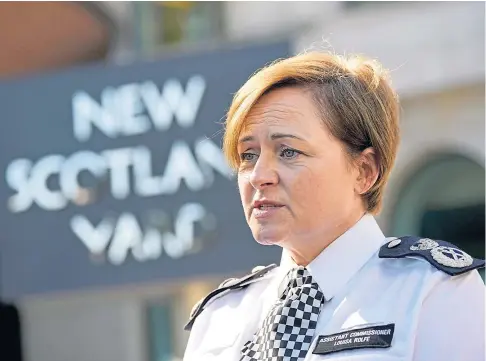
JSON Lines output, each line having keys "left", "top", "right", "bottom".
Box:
{"left": 279, "top": 213, "right": 385, "bottom": 301}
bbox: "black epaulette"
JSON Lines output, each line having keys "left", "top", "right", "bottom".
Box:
{"left": 184, "top": 264, "right": 278, "bottom": 331}
{"left": 379, "top": 236, "right": 485, "bottom": 276}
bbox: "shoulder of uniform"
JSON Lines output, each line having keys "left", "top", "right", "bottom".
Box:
{"left": 379, "top": 236, "right": 485, "bottom": 276}
{"left": 183, "top": 263, "right": 278, "bottom": 331}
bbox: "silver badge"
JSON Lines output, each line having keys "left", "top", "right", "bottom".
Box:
{"left": 387, "top": 239, "right": 401, "bottom": 248}
{"left": 410, "top": 238, "right": 439, "bottom": 251}
{"left": 430, "top": 246, "right": 474, "bottom": 268}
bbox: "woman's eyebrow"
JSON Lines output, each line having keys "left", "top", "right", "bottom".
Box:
{"left": 239, "top": 133, "right": 305, "bottom": 144}
{"left": 270, "top": 132, "right": 305, "bottom": 141}
{"left": 238, "top": 135, "right": 254, "bottom": 144}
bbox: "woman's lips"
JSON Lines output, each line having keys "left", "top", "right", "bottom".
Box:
{"left": 252, "top": 205, "right": 284, "bottom": 219}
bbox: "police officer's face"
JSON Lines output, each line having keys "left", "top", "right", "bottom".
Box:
{"left": 237, "top": 87, "right": 368, "bottom": 258}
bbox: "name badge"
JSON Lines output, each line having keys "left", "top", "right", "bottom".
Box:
{"left": 313, "top": 323, "right": 395, "bottom": 355}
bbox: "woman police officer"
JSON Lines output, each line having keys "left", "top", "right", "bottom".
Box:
{"left": 183, "top": 51, "right": 485, "bottom": 361}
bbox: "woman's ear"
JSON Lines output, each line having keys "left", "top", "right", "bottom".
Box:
{"left": 354, "top": 147, "right": 379, "bottom": 195}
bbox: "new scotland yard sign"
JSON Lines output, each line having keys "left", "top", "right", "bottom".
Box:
{"left": 0, "top": 41, "right": 289, "bottom": 299}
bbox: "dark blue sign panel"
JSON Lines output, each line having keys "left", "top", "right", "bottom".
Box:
{"left": 0, "top": 41, "right": 290, "bottom": 299}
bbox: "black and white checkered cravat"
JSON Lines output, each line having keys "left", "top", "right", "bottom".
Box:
{"left": 240, "top": 266, "right": 325, "bottom": 361}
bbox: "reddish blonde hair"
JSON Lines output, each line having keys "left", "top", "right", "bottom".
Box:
{"left": 223, "top": 52, "right": 400, "bottom": 214}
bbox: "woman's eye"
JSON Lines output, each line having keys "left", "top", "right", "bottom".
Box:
{"left": 240, "top": 152, "right": 257, "bottom": 162}
{"left": 280, "top": 148, "right": 300, "bottom": 159}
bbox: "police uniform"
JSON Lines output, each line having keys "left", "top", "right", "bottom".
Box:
{"left": 183, "top": 214, "right": 485, "bottom": 361}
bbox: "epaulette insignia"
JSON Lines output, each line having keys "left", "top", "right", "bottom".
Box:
{"left": 379, "top": 236, "right": 485, "bottom": 276}
{"left": 184, "top": 263, "right": 277, "bottom": 331}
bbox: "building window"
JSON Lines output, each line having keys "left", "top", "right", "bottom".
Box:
{"left": 391, "top": 154, "right": 485, "bottom": 281}
{"left": 147, "top": 300, "right": 175, "bottom": 361}
{"left": 135, "top": 1, "right": 224, "bottom": 55}
{"left": 420, "top": 204, "right": 485, "bottom": 280}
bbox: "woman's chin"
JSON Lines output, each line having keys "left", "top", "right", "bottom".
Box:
{"left": 251, "top": 228, "right": 286, "bottom": 246}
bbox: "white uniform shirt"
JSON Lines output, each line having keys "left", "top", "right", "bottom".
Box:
{"left": 183, "top": 214, "right": 485, "bottom": 361}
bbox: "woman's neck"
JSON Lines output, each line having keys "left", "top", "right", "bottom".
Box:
{"left": 285, "top": 211, "right": 366, "bottom": 266}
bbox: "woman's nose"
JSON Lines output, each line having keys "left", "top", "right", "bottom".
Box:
{"left": 249, "top": 156, "right": 278, "bottom": 190}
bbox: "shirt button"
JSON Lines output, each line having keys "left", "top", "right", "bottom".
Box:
{"left": 252, "top": 265, "right": 266, "bottom": 273}
{"left": 219, "top": 278, "right": 238, "bottom": 288}
{"left": 387, "top": 238, "right": 402, "bottom": 248}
